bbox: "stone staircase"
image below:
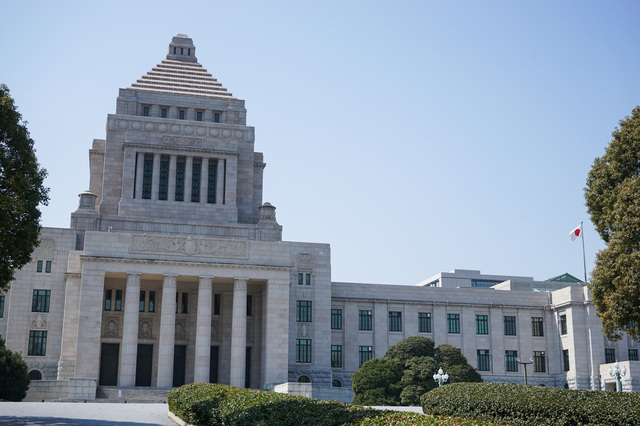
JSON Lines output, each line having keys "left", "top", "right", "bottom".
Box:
{"left": 95, "top": 386, "right": 170, "bottom": 403}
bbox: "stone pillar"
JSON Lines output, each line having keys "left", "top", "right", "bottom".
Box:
{"left": 168, "top": 155, "right": 176, "bottom": 202}
{"left": 230, "top": 278, "right": 247, "bottom": 388}
{"left": 185, "top": 156, "right": 193, "bottom": 203}
{"left": 194, "top": 277, "right": 213, "bottom": 382}
{"left": 216, "top": 158, "right": 225, "bottom": 205}
{"left": 261, "top": 278, "right": 290, "bottom": 389}
{"left": 201, "top": 158, "right": 209, "bottom": 204}
{"left": 135, "top": 153, "right": 145, "bottom": 199}
{"left": 151, "top": 153, "right": 161, "bottom": 200}
{"left": 74, "top": 270, "right": 105, "bottom": 381}
{"left": 57, "top": 273, "right": 82, "bottom": 380}
{"left": 157, "top": 274, "right": 177, "bottom": 387}
{"left": 119, "top": 272, "right": 141, "bottom": 386}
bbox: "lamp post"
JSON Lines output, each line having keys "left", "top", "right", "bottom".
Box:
{"left": 433, "top": 368, "right": 449, "bottom": 387}
{"left": 517, "top": 358, "right": 533, "bottom": 386}
{"left": 609, "top": 361, "right": 627, "bottom": 392}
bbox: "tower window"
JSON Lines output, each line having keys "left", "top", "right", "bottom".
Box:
{"left": 143, "top": 106, "right": 149, "bottom": 117}
{"left": 196, "top": 111, "right": 203, "bottom": 121}
{"left": 191, "top": 162, "right": 201, "bottom": 202}
{"left": 207, "top": 162, "right": 217, "bottom": 203}
{"left": 214, "top": 113, "right": 220, "bottom": 123}
{"left": 161, "top": 108, "right": 167, "bottom": 118}
{"left": 179, "top": 110, "right": 185, "bottom": 120}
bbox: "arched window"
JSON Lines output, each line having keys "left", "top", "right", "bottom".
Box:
{"left": 297, "top": 375, "right": 310, "bottom": 383}
{"left": 332, "top": 379, "right": 342, "bottom": 387}
{"left": 28, "top": 370, "right": 42, "bottom": 380}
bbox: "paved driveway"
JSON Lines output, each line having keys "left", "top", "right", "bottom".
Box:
{"left": 0, "top": 402, "right": 175, "bottom": 426}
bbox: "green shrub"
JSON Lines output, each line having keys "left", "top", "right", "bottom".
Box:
{"left": 421, "top": 382, "right": 640, "bottom": 425}
{"left": 0, "top": 337, "right": 30, "bottom": 401}
{"left": 168, "top": 383, "right": 491, "bottom": 425}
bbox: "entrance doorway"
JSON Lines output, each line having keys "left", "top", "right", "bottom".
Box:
{"left": 210, "top": 346, "right": 219, "bottom": 383}
{"left": 136, "top": 344, "right": 153, "bottom": 386}
{"left": 173, "top": 345, "right": 186, "bottom": 387}
{"left": 99, "top": 343, "right": 119, "bottom": 386}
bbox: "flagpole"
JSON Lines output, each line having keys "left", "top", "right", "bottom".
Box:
{"left": 581, "top": 220, "right": 587, "bottom": 285}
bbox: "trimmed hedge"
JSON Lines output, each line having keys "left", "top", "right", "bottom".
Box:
{"left": 421, "top": 382, "right": 640, "bottom": 425}
{"left": 168, "top": 383, "right": 491, "bottom": 425}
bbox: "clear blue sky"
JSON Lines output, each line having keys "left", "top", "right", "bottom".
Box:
{"left": 2, "top": 1, "right": 639, "bottom": 285}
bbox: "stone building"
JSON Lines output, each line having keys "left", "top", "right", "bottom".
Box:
{"left": 0, "top": 34, "right": 638, "bottom": 401}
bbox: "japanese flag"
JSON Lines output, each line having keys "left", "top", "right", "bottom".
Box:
{"left": 569, "top": 224, "right": 582, "bottom": 241}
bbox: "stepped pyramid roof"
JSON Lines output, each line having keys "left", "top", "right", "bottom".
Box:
{"left": 128, "top": 34, "right": 235, "bottom": 99}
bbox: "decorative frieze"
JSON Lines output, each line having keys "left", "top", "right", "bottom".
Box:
{"left": 32, "top": 314, "right": 47, "bottom": 330}
{"left": 297, "top": 253, "right": 313, "bottom": 269}
{"left": 297, "top": 323, "right": 311, "bottom": 338}
{"left": 175, "top": 318, "right": 188, "bottom": 340}
{"left": 139, "top": 317, "right": 154, "bottom": 339}
{"left": 161, "top": 135, "right": 203, "bottom": 147}
{"left": 35, "top": 239, "right": 55, "bottom": 257}
{"left": 130, "top": 234, "right": 248, "bottom": 259}
{"left": 103, "top": 316, "right": 120, "bottom": 338}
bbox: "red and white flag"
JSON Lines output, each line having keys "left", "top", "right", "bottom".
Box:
{"left": 569, "top": 224, "right": 582, "bottom": 241}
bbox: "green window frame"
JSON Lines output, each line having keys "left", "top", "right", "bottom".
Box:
{"left": 477, "top": 349, "right": 491, "bottom": 371}
{"left": 331, "top": 309, "right": 342, "bottom": 330}
{"left": 359, "top": 310, "right": 372, "bottom": 331}
{"left": 504, "top": 316, "right": 517, "bottom": 335}
{"left": 331, "top": 345, "right": 342, "bottom": 368}
{"left": 563, "top": 349, "right": 570, "bottom": 371}
{"left": 418, "top": 312, "right": 431, "bottom": 333}
{"left": 389, "top": 311, "right": 402, "bottom": 332}
{"left": 532, "top": 317, "right": 544, "bottom": 337}
{"left": 28, "top": 330, "right": 47, "bottom": 356}
{"left": 505, "top": 350, "right": 518, "bottom": 372}
{"left": 296, "top": 339, "right": 312, "bottom": 363}
{"left": 447, "top": 313, "right": 460, "bottom": 334}
{"left": 359, "top": 346, "right": 373, "bottom": 367}
{"left": 296, "top": 300, "right": 312, "bottom": 322}
{"left": 32, "top": 290, "right": 50, "bottom": 313}
{"left": 560, "top": 314, "right": 567, "bottom": 335}
{"left": 533, "top": 351, "right": 546, "bottom": 372}
{"left": 476, "top": 315, "right": 489, "bottom": 334}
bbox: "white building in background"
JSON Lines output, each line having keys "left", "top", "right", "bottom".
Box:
{"left": 0, "top": 34, "right": 638, "bottom": 402}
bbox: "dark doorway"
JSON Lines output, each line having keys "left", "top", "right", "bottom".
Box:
{"left": 173, "top": 345, "right": 186, "bottom": 387}
{"left": 99, "top": 343, "right": 119, "bottom": 386}
{"left": 210, "top": 346, "right": 219, "bottom": 383}
{"left": 245, "top": 347, "right": 251, "bottom": 388}
{"left": 136, "top": 344, "right": 153, "bottom": 386}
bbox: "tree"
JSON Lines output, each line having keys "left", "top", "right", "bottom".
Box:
{"left": 351, "top": 357, "right": 403, "bottom": 405}
{"left": 585, "top": 106, "right": 640, "bottom": 340}
{"left": 0, "top": 84, "right": 49, "bottom": 291}
{"left": 351, "top": 337, "right": 482, "bottom": 406}
{"left": 0, "top": 337, "right": 30, "bottom": 401}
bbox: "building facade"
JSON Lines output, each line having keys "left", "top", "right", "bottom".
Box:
{"left": 0, "top": 35, "right": 638, "bottom": 401}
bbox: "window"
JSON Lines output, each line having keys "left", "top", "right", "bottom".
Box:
{"left": 246, "top": 295, "right": 252, "bottom": 316}
{"left": 37, "top": 260, "right": 43, "bottom": 272}
{"left": 28, "top": 370, "right": 42, "bottom": 380}
{"left": 331, "top": 309, "right": 342, "bottom": 330}
{"left": 28, "top": 330, "right": 47, "bottom": 356}
{"left": 477, "top": 349, "right": 491, "bottom": 371}
{"left": 331, "top": 345, "right": 342, "bottom": 368}
{"left": 115, "top": 289, "right": 122, "bottom": 311}
{"left": 207, "top": 163, "right": 217, "bottom": 203}
{"left": 505, "top": 350, "right": 518, "bottom": 372}
{"left": 332, "top": 379, "right": 342, "bottom": 387}
{"left": 297, "top": 273, "right": 303, "bottom": 285}
{"left": 161, "top": 108, "right": 167, "bottom": 118}
{"left": 418, "top": 312, "right": 431, "bottom": 333}
{"left": 605, "top": 348, "right": 616, "bottom": 364}
{"left": 359, "top": 346, "right": 373, "bottom": 367}
{"left": 563, "top": 349, "right": 570, "bottom": 371}
{"left": 629, "top": 349, "right": 638, "bottom": 361}
{"left": 296, "top": 301, "right": 312, "bottom": 322}
{"left": 142, "top": 156, "right": 153, "bottom": 199}
{"left": 359, "top": 310, "right": 372, "bottom": 331}
{"left": 175, "top": 160, "right": 185, "bottom": 201}
{"left": 196, "top": 111, "right": 203, "bottom": 121}
{"left": 531, "top": 317, "right": 544, "bottom": 337}
{"left": 214, "top": 294, "right": 221, "bottom": 315}
{"left": 447, "top": 313, "right": 460, "bottom": 334}
{"left": 296, "top": 339, "right": 311, "bottom": 363}
{"left": 143, "top": 106, "right": 149, "bottom": 116}
{"left": 306, "top": 274, "right": 311, "bottom": 285}
{"left": 297, "top": 375, "right": 310, "bottom": 383}
{"left": 32, "top": 290, "right": 50, "bottom": 312}
{"left": 148, "top": 291, "right": 155, "bottom": 313}
{"left": 533, "top": 351, "right": 546, "bottom": 372}
{"left": 159, "top": 159, "right": 169, "bottom": 201}
{"left": 214, "top": 113, "right": 220, "bottom": 123}
{"left": 139, "top": 291, "right": 145, "bottom": 312}
{"left": 560, "top": 314, "right": 567, "bottom": 335}
{"left": 45, "top": 261, "right": 52, "bottom": 273}
{"left": 504, "top": 316, "right": 517, "bottom": 336}
{"left": 179, "top": 110, "right": 185, "bottom": 120}
{"left": 0, "top": 295, "right": 4, "bottom": 318}
{"left": 191, "top": 162, "right": 201, "bottom": 202}
{"left": 181, "top": 292, "right": 188, "bottom": 314}
{"left": 389, "top": 311, "right": 402, "bottom": 332}
{"left": 471, "top": 279, "right": 502, "bottom": 288}
{"left": 476, "top": 315, "right": 489, "bottom": 335}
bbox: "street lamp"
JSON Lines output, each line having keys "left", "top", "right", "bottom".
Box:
{"left": 517, "top": 358, "right": 533, "bottom": 386}
{"left": 433, "top": 367, "right": 449, "bottom": 387}
{"left": 609, "top": 361, "right": 627, "bottom": 392}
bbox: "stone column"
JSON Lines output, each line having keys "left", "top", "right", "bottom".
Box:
{"left": 230, "top": 278, "right": 247, "bottom": 388}
{"left": 157, "top": 274, "right": 177, "bottom": 387}
{"left": 216, "top": 158, "right": 225, "bottom": 205}
{"left": 119, "top": 272, "right": 141, "bottom": 386}
{"left": 168, "top": 155, "right": 177, "bottom": 202}
{"left": 261, "top": 278, "right": 290, "bottom": 389}
{"left": 184, "top": 156, "right": 193, "bottom": 203}
{"left": 194, "top": 277, "right": 213, "bottom": 382}
{"left": 151, "top": 153, "right": 161, "bottom": 200}
{"left": 74, "top": 269, "right": 105, "bottom": 381}
{"left": 57, "top": 273, "right": 82, "bottom": 380}
{"left": 201, "top": 158, "right": 209, "bottom": 204}
{"left": 135, "top": 153, "right": 145, "bottom": 199}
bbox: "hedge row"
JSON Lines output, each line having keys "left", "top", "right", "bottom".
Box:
{"left": 421, "top": 382, "right": 640, "bottom": 425}
{"left": 167, "top": 383, "right": 491, "bottom": 426}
